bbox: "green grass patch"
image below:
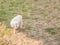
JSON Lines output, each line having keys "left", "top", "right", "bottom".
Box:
{"left": 22, "top": 15, "right": 30, "bottom": 19}
{"left": 45, "top": 27, "right": 56, "bottom": 35}
{"left": 25, "top": 24, "right": 32, "bottom": 30}
{"left": 32, "top": 17, "right": 39, "bottom": 20}
{"left": 0, "top": 17, "right": 7, "bottom": 22}
{"left": 0, "top": 5, "right": 5, "bottom": 9}
{"left": 45, "top": 27, "right": 54, "bottom": 31}
{"left": 51, "top": 32, "right": 56, "bottom": 35}
{"left": 0, "top": 10, "right": 7, "bottom": 15}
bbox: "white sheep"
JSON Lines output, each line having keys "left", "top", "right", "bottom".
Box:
{"left": 10, "top": 15, "right": 23, "bottom": 33}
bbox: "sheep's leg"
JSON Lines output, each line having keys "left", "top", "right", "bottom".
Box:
{"left": 13, "top": 25, "right": 17, "bottom": 34}
{"left": 20, "top": 19, "right": 23, "bottom": 29}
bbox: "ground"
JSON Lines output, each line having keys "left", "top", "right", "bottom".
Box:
{"left": 0, "top": 0, "right": 60, "bottom": 45}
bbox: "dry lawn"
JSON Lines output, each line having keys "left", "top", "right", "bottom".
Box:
{"left": 0, "top": 0, "right": 60, "bottom": 45}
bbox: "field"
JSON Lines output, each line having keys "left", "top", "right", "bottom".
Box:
{"left": 0, "top": 0, "right": 60, "bottom": 45}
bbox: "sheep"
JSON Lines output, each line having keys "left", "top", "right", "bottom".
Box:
{"left": 10, "top": 15, "right": 23, "bottom": 33}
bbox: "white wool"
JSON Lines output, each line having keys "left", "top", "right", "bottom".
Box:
{"left": 10, "top": 15, "right": 22, "bottom": 29}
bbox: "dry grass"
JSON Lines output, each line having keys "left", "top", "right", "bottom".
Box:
{"left": 0, "top": 0, "right": 60, "bottom": 45}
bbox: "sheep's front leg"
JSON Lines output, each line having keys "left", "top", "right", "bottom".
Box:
{"left": 13, "top": 25, "right": 17, "bottom": 34}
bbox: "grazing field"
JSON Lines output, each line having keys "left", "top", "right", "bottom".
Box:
{"left": 0, "top": 0, "right": 60, "bottom": 45}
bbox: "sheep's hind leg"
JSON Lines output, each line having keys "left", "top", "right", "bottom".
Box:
{"left": 20, "top": 20, "right": 23, "bottom": 29}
